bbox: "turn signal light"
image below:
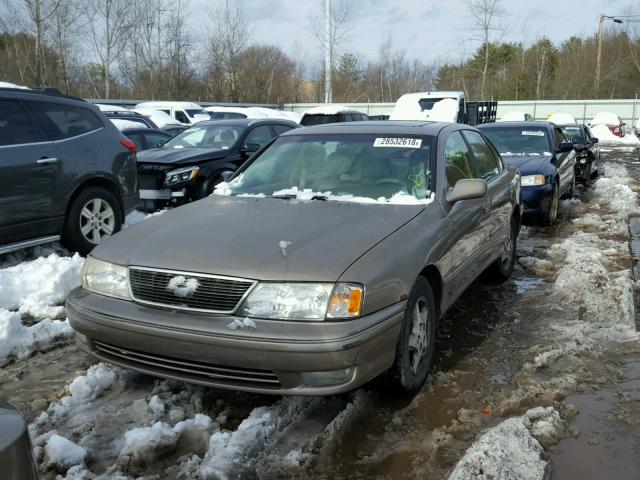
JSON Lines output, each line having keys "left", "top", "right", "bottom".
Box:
{"left": 326, "top": 283, "right": 363, "bottom": 319}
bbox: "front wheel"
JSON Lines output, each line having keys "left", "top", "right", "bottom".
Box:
{"left": 541, "top": 182, "right": 559, "bottom": 226}
{"left": 486, "top": 219, "right": 516, "bottom": 283}
{"left": 62, "top": 187, "right": 123, "bottom": 255}
{"left": 389, "top": 277, "right": 437, "bottom": 394}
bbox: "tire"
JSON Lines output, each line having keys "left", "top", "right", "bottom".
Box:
{"left": 201, "top": 171, "right": 234, "bottom": 199}
{"left": 62, "top": 187, "right": 123, "bottom": 255}
{"left": 486, "top": 219, "right": 516, "bottom": 283}
{"left": 389, "top": 277, "right": 437, "bottom": 394}
{"left": 541, "top": 181, "right": 559, "bottom": 226}
{"left": 562, "top": 173, "right": 576, "bottom": 199}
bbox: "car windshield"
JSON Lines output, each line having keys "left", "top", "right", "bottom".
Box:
{"left": 216, "top": 134, "right": 434, "bottom": 204}
{"left": 560, "top": 126, "right": 585, "bottom": 142}
{"left": 163, "top": 125, "right": 245, "bottom": 149}
{"left": 481, "top": 127, "right": 551, "bottom": 155}
{"left": 302, "top": 114, "right": 340, "bottom": 126}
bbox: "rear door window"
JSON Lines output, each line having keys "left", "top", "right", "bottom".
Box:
{"left": 463, "top": 130, "right": 502, "bottom": 180}
{"left": 0, "top": 100, "right": 41, "bottom": 146}
{"left": 27, "top": 101, "right": 103, "bottom": 140}
{"left": 272, "top": 124, "right": 294, "bottom": 136}
{"left": 444, "top": 131, "right": 474, "bottom": 188}
{"left": 244, "top": 125, "right": 273, "bottom": 147}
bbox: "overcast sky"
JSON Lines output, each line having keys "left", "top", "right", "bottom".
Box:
{"left": 192, "top": 0, "right": 636, "bottom": 71}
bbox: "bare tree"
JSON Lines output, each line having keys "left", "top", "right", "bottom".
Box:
{"left": 83, "top": 0, "right": 133, "bottom": 98}
{"left": 466, "top": 0, "right": 504, "bottom": 99}
{"left": 48, "top": 0, "right": 81, "bottom": 92}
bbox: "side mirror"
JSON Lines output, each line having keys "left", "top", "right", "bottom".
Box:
{"left": 591, "top": 137, "right": 599, "bottom": 144}
{"left": 221, "top": 171, "right": 234, "bottom": 182}
{"left": 241, "top": 142, "right": 260, "bottom": 154}
{"left": 446, "top": 179, "right": 487, "bottom": 203}
{"left": 557, "top": 141, "right": 574, "bottom": 153}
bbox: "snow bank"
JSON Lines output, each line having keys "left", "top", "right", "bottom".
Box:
{"left": 448, "top": 407, "right": 564, "bottom": 480}
{"left": 0, "top": 253, "right": 83, "bottom": 319}
{"left": 591, "top": 124, "right": 639, "bottom": 145}
{"left": 0, "top": 310, "right": 73, "bottom": 365}
{"left": 302, "top": 105, "right": 364, "bottom": 116}
{"left": 119, "top": 421, "right": 178, "bottom": 466}
{"left": 45, "top": 434, "right": 87, "bottom": 471}
{"left": 123, "top": 209, "right": 167, "bottom": 228}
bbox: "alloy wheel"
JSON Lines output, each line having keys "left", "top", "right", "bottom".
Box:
{"left": 79, "top": 198, "right": 115, "bottom": 244}
{"left": 408, "top": 297, "right": 431, "bottom": 374}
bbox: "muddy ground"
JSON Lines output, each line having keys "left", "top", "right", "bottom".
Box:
{"left": 1, "top": 147, "right": 640, "bottom": 480}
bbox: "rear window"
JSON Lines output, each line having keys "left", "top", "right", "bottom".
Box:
{"left": 186, "top": 109, "right": 207, "bottom": 117}
{"left": 28, "top": 101, "right": 103, "bottom": 140}
{"left": 418, "top": 98, "right": 449, "bottom": 111}
{"left": 301, "top": 114, "right": 340, "bottom": 126}
{"left": 0, "top": 99, "right": 40, "bottom": 146}
{"left": 210, "top": 112, "right": 247, "bottom": 120}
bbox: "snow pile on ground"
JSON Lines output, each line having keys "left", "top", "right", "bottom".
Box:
{"left": 448, "top": 407, "right": 564, "bottom": 480}
{"left": 123, "top": 209, "right": 167, "bottom": 228}
{"left": 45, "top": 434, "right": 87, "bottom": 471}
{"left": 0, "top": 253, "right": 83, "bottom": 319}
{"left": 591, "top": 124, "right": 640, "bottom": 145}
{"left": 0, "top": 310, "right": 72, "bottom": 365}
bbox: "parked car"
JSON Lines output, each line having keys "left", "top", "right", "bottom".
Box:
{"left": 68, "top": 121, "right": 521, "bottom": 395}
{"left": 0, "top": 402, "right": 38, "bottom": 480}
{"left": 389, "top": 91, "right": 497, "bottom": 125}
{"left": 97, "top": 106, "right": 159, "bottom": 131}
{"left": 136, "top": 101, "right": 210, "bottom": 125}
{"left": 479, "top": 121, "right": 576, "bottom": 225}
{"left": 205, "top": 106, "right": 302, "bottom": 123}
{"left": 635, "top": 118, "right": 640, "bottom": 138}
{"left": 121, "top": 127, "right": 173, "bottom": 152}
{"left": 558, "top": 123, "right": 600, "bottom": 184}
{"left": 590, "top": 112, "right": 626, "bottom": 137}
{"left": 300, "top": 105, "right": 369, "bottom": 126}
{"left": 134, "top": 107, "right": 185, "bottom": 129}
{"left": 498, "top": 111, "right": 534, "bottom": 122}
{"left": 136, "top": 118, "right": 299, "bottom": 211}
{"left": 0, "top": 87, "right": 138, "bottom": 255}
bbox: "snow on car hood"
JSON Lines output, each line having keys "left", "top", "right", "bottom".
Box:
{"left": 137, "top": 147, "right": 229, "bottom": 165}
{"left": 92, "top": 195, "right": 425, "bottom": 282}
{"left": 499, "top": 153, "right": 552, "bottom": 174}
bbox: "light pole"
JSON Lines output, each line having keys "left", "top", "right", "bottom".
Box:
{"left": 595, "top": 14, "right": 623, "bottom": 97}
{"left": 324, "top": 0, "right": 332, "bottom": 104}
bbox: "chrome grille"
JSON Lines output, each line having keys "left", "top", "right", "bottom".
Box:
{"left": 129, "top": 267, "right": 255, "bottom": 313}
{"left": 93, "top": 341, "right": 281, "bottom": 387}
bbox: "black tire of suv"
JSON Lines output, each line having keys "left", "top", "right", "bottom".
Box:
{"left": 388, "top": 277, "right": 437, "bottom": 394}
{"left": 486, "top": 219, "right": 516, "bottom": 283}
{"left": 62, "top": 187, "right": 123, "bottom": 255}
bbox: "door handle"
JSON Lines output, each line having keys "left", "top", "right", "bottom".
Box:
{"left": 36, "top": 157, "right": 58, "bottom": 164}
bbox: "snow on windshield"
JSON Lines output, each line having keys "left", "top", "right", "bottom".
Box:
{"left": 213, "top": 134, "right": 434, "bottom": 205}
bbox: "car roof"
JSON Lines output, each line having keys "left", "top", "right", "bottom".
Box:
{"left": 0, "top": 87, "right": 87, "bottom": 104}
{"left": 478, "top": 121, "right": 554, "bottom": 129}
{"left": 281, "top": 120, "right": 452, "bottom": 136}
{"left": 195, "top": 118, "right": 298, "bottom": 127}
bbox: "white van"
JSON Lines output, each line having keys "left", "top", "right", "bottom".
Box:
{"left": 389, "top": 91, "right": 465, "bottom": 123}
{"left": 135, "top": 101, "right": 210, "bottom": 125}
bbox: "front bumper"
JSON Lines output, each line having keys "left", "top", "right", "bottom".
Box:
{"left": 66, "top": 288, "right": 404, "bottom": 395}
{"left": 522, "top": 184, "right": 553, "bottom": 216}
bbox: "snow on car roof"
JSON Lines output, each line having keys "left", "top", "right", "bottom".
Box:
{"left": 302, "top": 105, "right": 365, "bottom": 115}
{"left": 547, "top": 113, "right": 576, "bottom": 124}
{"left": 591, "top": 112, "right": 622, "bottom": 125}
{"left": 498, "top": 111, "right": 529, "bottom": 122}
{"left": 95, "top": 104, "right": 129, "bottom": 112}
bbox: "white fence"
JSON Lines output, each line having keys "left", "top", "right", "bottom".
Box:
{"left": 284, "top": 98, "right": 640, "bottom": 125}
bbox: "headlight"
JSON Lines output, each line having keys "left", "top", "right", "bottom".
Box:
{"left": 238, "top": 282, "right": 363, "bottom": 321}
{"left": 520, "top": 175, "right": 546, "bottom": 186}
{"left": 164, "top": 166, "right": 200, "bottom": 187}
{"left": 81, "top": 256, "right": 131, "bottom": 300}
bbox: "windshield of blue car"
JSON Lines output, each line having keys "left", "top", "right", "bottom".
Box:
{"left": 481, "top": 127, "right": 552, "bottom": 156}
{"left": 163, "top": 125, "right": 245, "bottom": 150}
{"left": 216, "top": 134, "right": 434, "bottom": 204}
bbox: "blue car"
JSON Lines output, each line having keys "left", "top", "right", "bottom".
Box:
{"left": 478, "top": 121, "right": 576, "bottom": 225}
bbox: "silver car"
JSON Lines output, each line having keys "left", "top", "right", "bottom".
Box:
{"left": 67, "top": 122, "right": 522, "bottom": 395}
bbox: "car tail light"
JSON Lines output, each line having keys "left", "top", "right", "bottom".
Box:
{"left": 120, "top": 139, "right": 137, "bottom": 154}
{"left": 609, "top": 126, "right": 622, "bottom": 137}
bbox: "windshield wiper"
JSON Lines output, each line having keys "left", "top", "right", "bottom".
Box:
{"left": 310, "top": 194, "right": 328, "bottom": 201}
{"left": 271, "top": 193, "right": 297, "bottom": 199}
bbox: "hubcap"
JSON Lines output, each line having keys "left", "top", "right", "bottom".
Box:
{"left": 408, "top": 297, "right": 430, "bottom": 374}
{"left": 80, "top": 199, "right": 115, "bottom": 244}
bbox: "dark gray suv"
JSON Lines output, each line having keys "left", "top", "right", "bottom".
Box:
{"left": 0, "top": 88, "right": 138, "bottom": 255}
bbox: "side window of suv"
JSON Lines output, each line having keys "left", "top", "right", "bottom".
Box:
{"left": 244, "top": 125, "right": 273, "bottom": 147}
{"left": 444, "top": 131, "right": 474, "bottom": 188}
{"left": 272, "top": 124, "right": 293, "bottom": 136}
{"left": 28, "top": 102, "right": 103, "bottom": 140}
{"left": 0, "top": 100, "right": 40, "bottom": 146}
{"left": 463, "top": 130, "right": 502, "bottom": 180}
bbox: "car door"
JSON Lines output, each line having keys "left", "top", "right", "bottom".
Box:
{"left": 0, "top": 99, "right": 62, "bottom": 241}
{"left": 553, "top": 127, "right": 575, "bottom": 193}
{"left": 463, "top": 130, "right": 512, "bottom": 262}
{"left": 441, "top": 130, "right": 491, "bottom": 299}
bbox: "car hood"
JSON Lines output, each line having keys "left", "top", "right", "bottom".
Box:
{"left": 500, "top": 154, "right": 551, "bottom": 174}
{"left": 137, "top": 147, "right": 230, "bottom": 165}
{"left": 93, "top": 195, "right": 425, "bottom": 282}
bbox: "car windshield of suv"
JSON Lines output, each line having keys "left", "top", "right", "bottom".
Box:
{"left": 481, "top": 127, "right": 551, "bottom": 155}
{"left": 216, "top": 134, "right": 434, "bottom": 204}
{"left": 163, "top": 125, "right": 245, "bottom": 149}
{"left": 302, "top": 114, "right": 340, "bottom": 126}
